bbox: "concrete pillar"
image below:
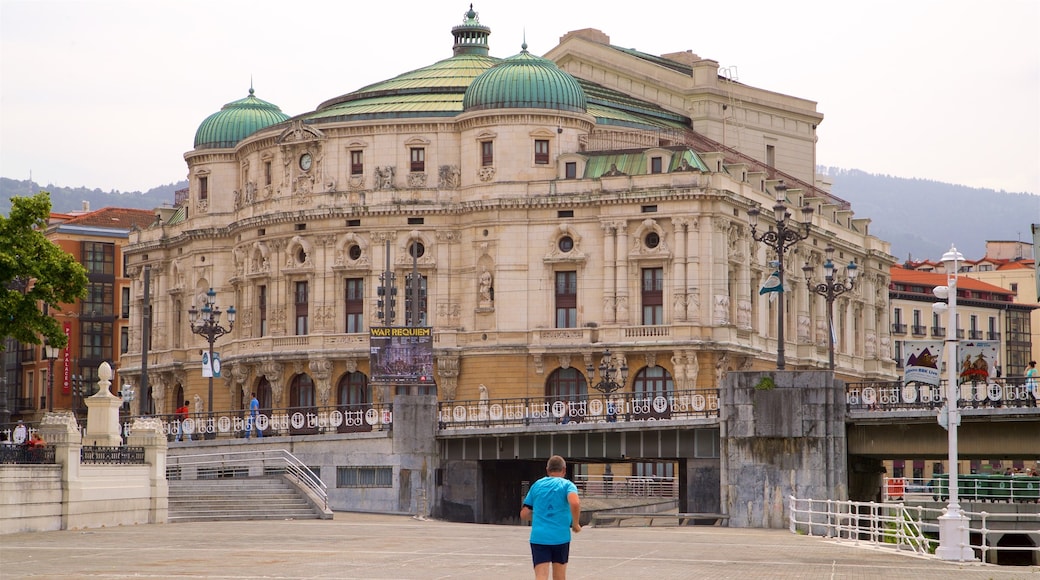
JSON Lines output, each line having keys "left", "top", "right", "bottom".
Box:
{"left": 37, "top": 410, "right": 82, "bottom": 530}
{"left": 127, "top": 417, "right": 169, "bottom": 523}
{"left": 720, "top": 370, "right": 847, "bottom": 528}
{"left": 392, "top": 395, "right": 438, "bottom": 518}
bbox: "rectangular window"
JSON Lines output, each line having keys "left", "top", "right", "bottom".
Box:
{"left": 350, "top": 150, "right": 364, "bottom": 175}
{"left": 345, "top": 278, "right": 364, "bottom": 333}
{"left": 766, "top": 144, "right": 776, "bottom": 168}
{"left": 534, "top": 139, "right": 549, "bottom": 164}
{"left": 82, "top": 282, "right": 114, "bottom": 318}
{"left": 264, "top": 161, "right": 272, "bottom": 185}
{"left": 83, "top": 242, "right": 115, "bottom": 275}
{"left": 410, "top": 147, "right": 425, "bottom": 172}
{"left": 120, "top": 327, "right": 129, "bottom": 354}
{"left": 121, "top": 287, "right": 130, "bottom": 318}
{"left": 650, "top": 156, "right": 663, "bottom": 174}
{"left": 258, "top": 285, "right": 268, "bottom": 337}
{"left": 199, "top": 176, "right": 208, "bottom": 201}
{"left": 81, "top": 321, "right": 113, "bottom": 359}
{"left": 337, "top": 466, "right": 393, "bottom": 488}
{"left": 555, "top": 271, "right": 577, "bottom": 328}
{"left": 641, "top": 268, "right": 664, "bottom": 325}
{"left": 565, "top": 162, "right": 577, "bottom": 179}
{"left": 295, "top": 281, "right": 309, "bottom": 336}
{"left": 481, "top": 141, "right": 494, "bottom": 166}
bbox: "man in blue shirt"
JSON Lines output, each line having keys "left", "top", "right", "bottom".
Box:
{"left": 520, "top": 455, "right": 581, "bottom": 579}
{"left": 247, "top": 393, "right": 263, "bottom": 438}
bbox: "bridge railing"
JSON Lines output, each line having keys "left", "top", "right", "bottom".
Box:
{"left": 437, "top": 388, "right": 720, "bottom": 430}
{"left": 846, "top": 378, "right": 1038, "bottom": 412}
{"left": 790, "top": 496, "right": 1040, "bottom": 563}
{"left": 882, "top": 475, "right": 1040, "bottom": 503}
{"left": 574, "top": 474, "right": 679, "bottom": 498}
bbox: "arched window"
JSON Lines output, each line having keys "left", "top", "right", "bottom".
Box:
{"left": 336, "top": 371, "right": 371, "bottom": 433}
{"left": 289, "top": 374, "right": 315, "bottom": 409}
{"left": 256, "top": 377, "right": 273, "bottom": 410}
{"left": 545, "top": 367, "right": 588, "bottom": 423}
{"left": 632, "top": 366, "right": 673, "bottom": 419}
{"left": 173, "top": 384, "right": 185, "bottom": 416}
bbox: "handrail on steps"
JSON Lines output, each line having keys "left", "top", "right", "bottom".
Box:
{"left": 168, "top": 449, "right": 328, "bottom": 511}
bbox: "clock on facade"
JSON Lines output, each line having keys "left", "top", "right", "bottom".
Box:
{"left": 299, "top": 153, "right": 312, "bottom": 171}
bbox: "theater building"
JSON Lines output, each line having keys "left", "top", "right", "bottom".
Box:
{"left": 119, "top": 5, "right": 896, "bottom": 421}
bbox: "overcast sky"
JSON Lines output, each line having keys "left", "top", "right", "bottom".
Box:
{"left": 2, "top": 0, "right": 1037, "bottom": 195}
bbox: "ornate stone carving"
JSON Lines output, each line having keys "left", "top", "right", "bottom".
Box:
{"left": 438, "top": 165, "right": 460, "bottom": 189}
{"left": 437, "top": 355, "right": 460, "bottom": 401}
{"left": 558, "top": 354, "right": 571, "bottom": 370}
{"left": 376, "top": 166, "right": 396, "bottom": 189}
{"left": 798, "top": 315, "right": 811, "bottom": 343}
{"left": 533, "top": 353, "right": 544, "bottom": 375}
{"left": 310, "top": 358, "right": 332, "bottom": 406}
{"left": 713, "top": 294, "right": 730, "bottom": 325}
{"left": 478, "top": 166, "right": 495, "bottom": 182}
{"left": 406, "top": 172, "right": 427, "bottom": 188}
{"left": 736, "top": 300, "right": 752, "bottom": 330}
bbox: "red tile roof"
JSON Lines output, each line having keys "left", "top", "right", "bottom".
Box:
{"left": 61, "top": 207, "right": 156, "bottom": 230}
{"left": 890, "top": 266, "right": 1014, "bottom": 296}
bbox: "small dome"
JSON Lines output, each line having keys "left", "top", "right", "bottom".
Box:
{"left": 463, "top": 44, "right": 586, "bottom": 113}
{"left": 194, "top": 88, "right": 290, "bottom": 149}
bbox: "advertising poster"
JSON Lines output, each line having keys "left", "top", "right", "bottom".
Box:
{"left": 369, "top": 327, "right": 434, "bottom": 383}
{"left": 956, "top": 341, "right": 999, "bottom": 384}
{"left": 903, "top": 341, "right": 944, "bottom": 386}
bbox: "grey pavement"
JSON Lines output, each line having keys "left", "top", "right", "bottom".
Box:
{"left": 1, "top": 513, "right": 1035, "bottom": 579}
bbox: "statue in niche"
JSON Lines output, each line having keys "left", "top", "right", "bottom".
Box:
{"left": 478, "top": 268, "right": 493, "bottom": 306}
{"left": 602, "top": 163, "right": 625, "bottom": 177}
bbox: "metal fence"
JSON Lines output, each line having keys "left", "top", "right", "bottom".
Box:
{"left": 789, "top": 496, "right": 1040, "bottom": 564}
{"left": 167, "top": 449, "right": 327, "bottom": 510}
{"left": 846, "top": 378, "right": 1038, "bottom": 412}
{"left": 81, "top": 445, "right": 145, "bottom": 464}
{"left": 574, "top": 474, "right": 679, "bottom": 498}
{"left": 881, "top": 476, "right": 1040, "bottom": 503}
{"left": 437, "top": 388, "right": 720, "bottom": 430}
{"left": 0, "top": 444, "right": 56, "bottom": 464}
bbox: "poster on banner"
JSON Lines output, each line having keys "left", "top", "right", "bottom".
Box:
{"left": 369, "top": 327, "right": 434, "bottom": 383}
{"left": 903, "top": 341, "right": 944, "bottom": 385}
{"left": 201, "top": 351, "right": 221, "bottom": 378}
{"left": 956, "top": 341, "right": 998, "bottom": 384}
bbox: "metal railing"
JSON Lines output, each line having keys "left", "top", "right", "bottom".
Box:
{"left": 574, "top": 474, "right": 678, "bottom": 498}
{"left": 437, "top": 388, "right": 720, "bottom": 430}
{"left": 0, "top": 444, "right": 56, "bottom": 464}
{"left": 81, "top": 445, "right": 145, "bottom": 464}
{"left": 846, "top": 379, "right": 1038, "bottom": 412}
{"left": 881, "top": 476, "right": 1040, "bottom": 503}
{"left": 128, "top": 402, "right": 395, "bottom": 441}
{"left": 789, "top": 496, "right": 1040, "bottom": 563}
{"left": 167, "top": 449, "right": 327, "bottom": 510}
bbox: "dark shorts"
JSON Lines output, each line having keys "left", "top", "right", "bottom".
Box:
{"left": 530, "top": 542, "right": 570, "bottom": 566}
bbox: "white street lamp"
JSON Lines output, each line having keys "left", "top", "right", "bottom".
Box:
{"left": 933, "top": 244, "right": 974, "bottom": 561}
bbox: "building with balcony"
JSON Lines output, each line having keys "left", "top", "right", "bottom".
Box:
{"left": 119, "top": 6, "right": 896, "bottom": 421}
{"left": 0, "top": 204, "right": 155, "bottom": 426}
{"left": 889, "top": 265, "right": 1035, "bottom": 376}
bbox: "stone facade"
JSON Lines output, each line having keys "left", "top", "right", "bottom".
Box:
{"left": 120, "top": 8, "right": 896, "bottom": 416}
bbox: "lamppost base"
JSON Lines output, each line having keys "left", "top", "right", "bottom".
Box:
{"left": 935, "top": 511, "right": 975, "bottom": 561}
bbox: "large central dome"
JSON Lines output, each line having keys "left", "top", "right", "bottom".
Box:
{"left": 462, "top": 44, "right": 587, "bottom": 113}
{"left": 194, "top": 88, "right": 289, "bottom": 150}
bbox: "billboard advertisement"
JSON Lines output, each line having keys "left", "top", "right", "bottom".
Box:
{"left": 369, "top": 327, "right": 434, "bottom": 383}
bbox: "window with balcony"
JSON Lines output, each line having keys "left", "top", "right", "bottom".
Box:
{"left": 534, "top": 139, "right": 549, "bottom": 164}
{"left": 345, "top": 278, "right": 364, "bottom": 333}
{"left": 931, "top": 311, "right": 945, "bottom": 337}
{"left": 410, "top": 147, "right": 425, "bottom": 172}
{"left": 891, "top": 308, "right": 906, "bottom": 334}
{"left": 641, "top": 268, "right": 664, "bottom": 325}
{"left": 295, "top": 281, "right": 309, "bottom": 335}
{"left": 912, "top": 309, "right": 925, "bottom": 335}
{"left": 988, "top": 316, "right": 1000, "bottom": 340}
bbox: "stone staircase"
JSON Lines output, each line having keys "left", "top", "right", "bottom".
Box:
{"left": 168, "top": 476, "right": 324, "bottom": 523}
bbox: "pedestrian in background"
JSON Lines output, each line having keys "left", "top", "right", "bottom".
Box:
{"left": 247, "top": 392, "right": 263, "bottom": 438}
{"left": 520, "top": 455, "right": 581, "bottom": 580}
{"left": 174, "top": 400, "right": 191, "bottom": 442}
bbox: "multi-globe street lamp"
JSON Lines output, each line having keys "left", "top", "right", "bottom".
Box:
{"left": 587, "top": 350, "right": 628, "bottom": 394}
{"left": 802, "top": 246, "right": 858, "bottom": 370}
{"left": 188, "top": 288, "right": 235, "bottom": 416}
{"left": 747, "top": 180, "right": 814, "bottom": 370}
{"left": 932, "top": 244, "right": 974, "bottom": 561}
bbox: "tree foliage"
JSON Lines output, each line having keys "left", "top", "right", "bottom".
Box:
{"left": 0, "top": 192, "right": 88, "bottom": 349}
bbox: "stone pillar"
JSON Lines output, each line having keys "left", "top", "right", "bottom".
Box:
{"left": 392, "top": 395, "right": 438, "bottom": 519}
{"left": 37, "top": 410, "right": 82, "bottom": 530}
{"left": 720, "top": 370, "right": 847, "bottom": 528}
{"left": 82, "top": 362, "right": 124, "bottom": 447}
{"left": 127, "top": 417, "right": 168, "bottom": 524}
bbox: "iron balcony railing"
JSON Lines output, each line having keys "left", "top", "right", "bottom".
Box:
{"left": 846, "top": 377, "right": 1038, "bottom": 411}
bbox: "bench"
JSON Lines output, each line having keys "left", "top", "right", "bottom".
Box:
{"left": 590, "top": 512, "right": 730, "bottom": 527}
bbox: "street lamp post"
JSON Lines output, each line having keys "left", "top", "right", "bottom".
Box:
{"left": 933, "top": 244, "right": 974, "bottom": 561}
{"left": 747, "top": 181, "right": 815, "bottom": 370}
{"left": 188, "top": 288, "right": 235, "bottom": 415}
{"left": 586, "top": 350, "right": 628, "bottom": 394}
{"left": 802, "top": 246, "right": 858, "bottom": 370}
{"left": 43, "top": 341, "right": 59, "bottom": 412}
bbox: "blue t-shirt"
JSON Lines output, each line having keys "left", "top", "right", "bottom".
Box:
{"left": 523, "top": 476, "right": 578, "bottom": 545}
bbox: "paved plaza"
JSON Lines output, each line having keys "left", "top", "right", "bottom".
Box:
{"left": 1, "top": 513, "right": 1035, "bottom": 579}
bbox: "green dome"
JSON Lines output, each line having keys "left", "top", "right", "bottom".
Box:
{"left": 463, "top": 44, "right": 587, "bottom": 113}
{"left": 194, "top": 88, "right": 290, "bottom": 149}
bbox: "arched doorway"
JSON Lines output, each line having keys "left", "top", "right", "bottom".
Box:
{"left": 545, "top": 367, "right": 588, "bottom": 423}
{"left": 336, "top": 371, "right": 371, "bottom": 433}
{"left": 633, "top": 366, "right": 674, "bottom": 419}
{"left": 288, "top": 373, "right": 317, "bottom": 434}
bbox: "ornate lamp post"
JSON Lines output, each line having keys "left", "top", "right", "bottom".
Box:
{"left": 932, "top": 245, "right": 974, "bottom": 561}
{"left": 747, "top": 181, "right": 814, "bottom": 370}
{"left": 587, "top": 350, "right": 628, "bottom": 394}
{"left": 43, "top": 340, "right": 59, "bottom": 412}
{"left": 802, "top": 246, "right": 858, "bottom": 370}
{"left": 188, "top": 288, "right": 235, "bottom": 415}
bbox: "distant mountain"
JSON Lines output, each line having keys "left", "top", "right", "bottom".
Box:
{"left": 3, "top": 171, "right": 1037, "bottom": 262}
{"left": 0, "top": 178, "right": 183, "bottom": 217}
{"left": 820, "top": 168, "right": 1038, "bottom": 262}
